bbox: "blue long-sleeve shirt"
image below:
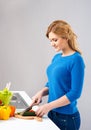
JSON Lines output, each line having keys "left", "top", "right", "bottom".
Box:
{"left": 45, "top": 52, "right": 85, "bottom": 114}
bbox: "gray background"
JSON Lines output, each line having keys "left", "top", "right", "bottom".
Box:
{"left": 0, "top": 0, "right": 91, "bottom": 129}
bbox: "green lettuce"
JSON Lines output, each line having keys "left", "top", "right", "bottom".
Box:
{"left": 0, "top": 88, "right": 13, "bottom": 105}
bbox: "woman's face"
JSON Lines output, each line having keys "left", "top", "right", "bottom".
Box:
{"left": 48, "top": 32, "right": 68, "bottom": 52}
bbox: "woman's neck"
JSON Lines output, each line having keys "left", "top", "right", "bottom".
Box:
{"left": 62, "top": 48, "right": 75, "bottom": 57}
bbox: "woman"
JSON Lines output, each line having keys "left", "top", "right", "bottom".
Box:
{"left": 32, "top": 20, "right": 85, "bottom": 130}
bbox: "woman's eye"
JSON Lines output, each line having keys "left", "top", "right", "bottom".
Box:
{"left": 49, "top": 38, "right": 58, "bottom": 43}
{"left": 54, "top": 39, "right": 57, "bottom": 42}
{"left": 52, "top": 39, "right": 58, "bottom": 42}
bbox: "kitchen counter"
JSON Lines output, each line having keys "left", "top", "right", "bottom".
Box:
{"left": 0, "top": 91, "right": 59, "bottom": 130}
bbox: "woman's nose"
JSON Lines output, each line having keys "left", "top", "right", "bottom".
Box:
{"left": 51, "top": 42, "right": 55, "bottom": 46}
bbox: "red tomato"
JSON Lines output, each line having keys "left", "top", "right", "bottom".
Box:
{"left": 0, "top": 100, "right": 3, "bottom": 105}
{"left": 29, "top": 109, "right": 35, "bottom": 112}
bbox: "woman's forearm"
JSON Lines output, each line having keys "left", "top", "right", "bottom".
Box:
{"left": 40, "top": 87, "right": 49, "bottom": 96}
{"left": 48, "top": 95, "right": 70, "bottom": 110}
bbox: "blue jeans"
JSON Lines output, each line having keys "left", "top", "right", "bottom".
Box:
{"left": 48, "top": 110, "right": 81, "bottom": 130}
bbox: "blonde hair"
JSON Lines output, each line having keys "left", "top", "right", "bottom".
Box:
{"left": 46, "top": 20, "right": 82, "bottom": 54}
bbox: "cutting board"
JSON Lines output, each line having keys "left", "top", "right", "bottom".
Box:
{"left": 15, "top": 114, "right": 42, "bottom": 122}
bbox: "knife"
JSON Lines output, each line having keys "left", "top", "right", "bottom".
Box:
{"left": 20, "top": 100, "right": 34, "bottom": 116}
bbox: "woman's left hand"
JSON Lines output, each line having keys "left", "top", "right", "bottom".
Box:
{"left": 35, "top": 103, "right": 51, "bottom": 117}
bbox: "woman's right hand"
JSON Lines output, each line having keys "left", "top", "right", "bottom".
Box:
{"left": 32, "top": 87, "right": 49, "bottom": 105}
{"left": 32, "top": 91, "right": 43, "bottom": 105}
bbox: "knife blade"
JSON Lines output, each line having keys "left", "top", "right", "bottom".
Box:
{"left": 20, "top": 100, "right": 34, "bottom": 116}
